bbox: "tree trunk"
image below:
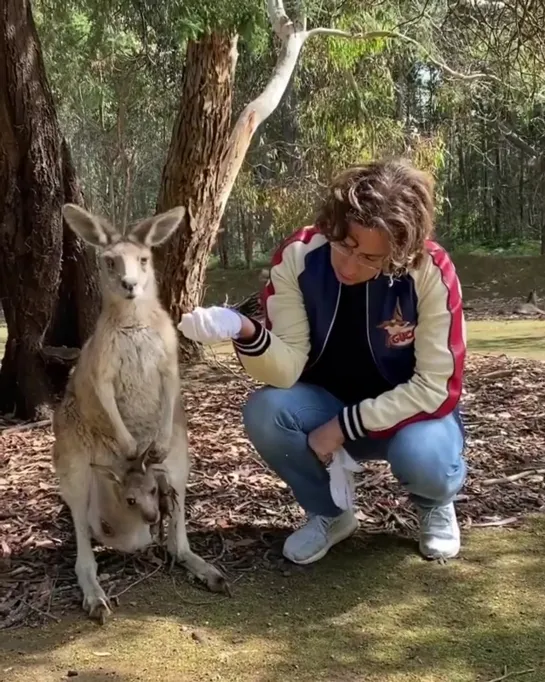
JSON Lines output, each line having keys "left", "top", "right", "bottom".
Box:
{"left": 216, "top": 218, "right": 230, "bottom": 269}
{"left": 156, "top": 9, "right": 313, "bottom": 362}
{"left": 0, "top": 1, "right": 100, "bottom": 418}
{"left": 156, "top": 32, "right": 238, "bottom": 361}
{"left": 494, "top": 144, "right": 502, "bottom": 240}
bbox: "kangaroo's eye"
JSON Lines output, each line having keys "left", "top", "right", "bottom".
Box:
{"left": 150, "top": 486, "right": 157, "bottom": 496}
{"left": 104, "top": 256, "right": 115, "bottom": 271}
{"left": 140, "top": 257, "right": 148, "bottom": 266}
{"left": 127, "top": 497, "right": 136, "bottom": 506}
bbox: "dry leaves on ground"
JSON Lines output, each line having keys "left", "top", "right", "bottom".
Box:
{"left": 1, "top": 353, "right": 544, "bottom": 629}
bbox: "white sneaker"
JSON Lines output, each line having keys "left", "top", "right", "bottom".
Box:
{"left": 283, "top": 510, "right": 359, "bottom": 565}
{"left": 417, "top": 502, "right": 461, "bottom": 559}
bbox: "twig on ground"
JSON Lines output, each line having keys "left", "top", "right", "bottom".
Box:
{"left": 486, "top": 666, "right": 536, "bottom": 682}
{"left": 482, "top": 369, "right": 515, "bottom": 380}
{"left": 1, "top": 419, "right": 51, "bottom": 435}
{"left": 109, "top": 563, "right": 163, "bottom": 600}
{"left": 21, "top": 599, "right": 60, "bottom": 623}
{"left": 481, "top": 469, "right": 545, "bottom": 486}
{"left": 471, "top": 517, "right": 520, "bottom": 527}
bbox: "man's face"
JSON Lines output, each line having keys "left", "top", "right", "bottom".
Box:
{"left": 330, "top": 221, "right": 390, "bottom": 285}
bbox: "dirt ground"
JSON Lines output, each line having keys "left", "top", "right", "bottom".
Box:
{"left": 1, "top": 517, "right": 544, "bottom": 682}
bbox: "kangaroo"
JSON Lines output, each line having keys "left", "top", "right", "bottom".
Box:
{"left": 90, "top": 445, "right": 179, "bottom": 541}
{"left": 52, "top": 204, "right": 228, "bottom": 624}
{"left": 513, "top": 290, "right": 545, "bottom": 315}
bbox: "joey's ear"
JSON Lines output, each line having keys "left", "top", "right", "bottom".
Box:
{"left": 129, "top": 206, "right": 186, "bottom": 247}
{"left": 62, "top": 204, "right": 119, "bottom": 247}
{"left": 90, "top": 463, "right": 123, "bottom": 485}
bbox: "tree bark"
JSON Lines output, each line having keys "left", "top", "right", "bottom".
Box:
{"left": 0, "top": 1, "right": 100, "bottom": 418}
{"left": 156, "top": 32, "right": 238, "bottom": 361}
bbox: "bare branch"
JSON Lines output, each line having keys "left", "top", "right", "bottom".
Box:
{"left": 216, "top": 0, "right": 307, "bottom": 213}
{"left": 215, "top": 0, "right": 503, "bottom": 231}
{"left": 497, "top": 122, "right": 539, "bottom": 158}
{"left": 457, "top": 0, "right": 506, "bottom": 9}
{"left": 267, "top": 0, "right": 294, "bottom": 38}
{"left": 305, "top": 27, "right": 500, "bottom": 82}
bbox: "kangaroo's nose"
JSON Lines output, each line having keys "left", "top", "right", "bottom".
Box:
{"left": 143, "top": 510, "right": 160, "bottom": 525}
{"left": 122, "top": 279, "right": 136, "bottom": 292}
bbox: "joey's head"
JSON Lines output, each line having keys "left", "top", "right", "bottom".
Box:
{"left": 62, "top": 204, "right": 186, "bottom": 301}
{"left": 91, "top": 461, "right": 161, "bottom": 526}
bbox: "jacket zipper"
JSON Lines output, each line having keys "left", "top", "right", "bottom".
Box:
{"left": 306, "top": 282, "right": 342, "bottom": 369}
{"left": 366, "top": 281, "right": 389, "bottom": 384}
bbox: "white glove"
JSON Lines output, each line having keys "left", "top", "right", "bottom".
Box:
{"left": 177, "top": 306, "right": 242, "bottom": 344}
{"left": 327, "top": 447, "right": 364, "bottom": 511}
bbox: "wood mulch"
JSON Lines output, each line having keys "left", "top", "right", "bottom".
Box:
{"left": 1, "top": 352, "right": 544, "bottom": 629}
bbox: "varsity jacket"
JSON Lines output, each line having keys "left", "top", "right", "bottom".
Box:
{"left": 233, "top": 226, "right": 466, "bottom": 441}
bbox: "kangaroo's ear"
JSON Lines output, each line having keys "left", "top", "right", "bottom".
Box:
{"left": 62, "top": 204, "right": 119, "bottom": 247}
{"left": 129, "top": 206, "right": 186, "bottom": 247}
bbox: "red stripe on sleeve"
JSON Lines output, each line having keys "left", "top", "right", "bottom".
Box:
{"left": 367, "top": 241, "right": 465, "bottom": 438}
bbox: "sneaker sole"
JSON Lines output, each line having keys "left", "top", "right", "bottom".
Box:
{"left": 283, "top": 518, "right": 359, "bottom": 566}
{"left": 419, "top": 541, "right": 461, "bottom": 561}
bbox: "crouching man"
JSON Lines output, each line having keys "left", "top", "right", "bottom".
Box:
{"left": 179, "top": 158, "right": 467, "bottom": 565}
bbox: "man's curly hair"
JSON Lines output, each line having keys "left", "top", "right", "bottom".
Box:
{"left": 315, "top": 158, "right": 436, "bottom": 276}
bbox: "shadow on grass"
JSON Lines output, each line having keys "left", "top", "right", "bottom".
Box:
{"left": 2, "top": 517, "right": 545, "bottom": 682}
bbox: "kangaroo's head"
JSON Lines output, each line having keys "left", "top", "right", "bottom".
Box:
{"left": 62, "top": 204, "right": 186, "bottom": 301}
{"left": 91, "top": 453, "right": 163, "bottom": 527}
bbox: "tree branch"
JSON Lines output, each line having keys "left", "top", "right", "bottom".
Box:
{"left": 497, "top": 121, "right": 539, "bottom": 158}
{"left": 215, "top": 0, "right": 500, "bottom": 227}
{"left": 305, "top": 28, "right": 500, "bottom": 82}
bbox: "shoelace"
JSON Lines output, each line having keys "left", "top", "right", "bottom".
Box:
{"left": 420, "top": 506, "right": 452, "bottom": 529}
{"left": 307, "top": 514, "right": 332, "bottom": 535}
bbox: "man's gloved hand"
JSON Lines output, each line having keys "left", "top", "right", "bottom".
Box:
{"left": 177, "top": 306, "right": 243, "bottom": 344}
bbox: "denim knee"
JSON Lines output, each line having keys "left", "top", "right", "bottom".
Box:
{"left": 387, "top": 414, "right": 466, "bottom": 504}
{"left": 242, "top": 387, "right": 292, "bottom": 460}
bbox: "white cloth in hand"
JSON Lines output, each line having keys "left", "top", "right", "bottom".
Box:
{"left": 327, "top": 447, "right": 364, "bottom": 511}
{"left": 177, "top": 306, "right": 242, "bottom": 344}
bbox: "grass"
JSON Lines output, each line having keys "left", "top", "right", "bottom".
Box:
{"left": 1, "top": 517, "right": 544, "bottom": 682}
{"left": 468, "top": 319, "right": 545, "bottom": 360}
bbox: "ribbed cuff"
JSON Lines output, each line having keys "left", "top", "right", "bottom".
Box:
{"left": 339, "top": 404, "right": 367, "bottom": 441}
{"left": 233, "top": 318, "right": 271, "bottom": 357}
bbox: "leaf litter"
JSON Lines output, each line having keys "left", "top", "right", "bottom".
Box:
{"left": 1, "top": 352, "right": 544, "bottom": 629}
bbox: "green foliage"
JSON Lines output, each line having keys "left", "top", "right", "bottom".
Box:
{"left": 33, "top": 0, "right": 545, "bottom": 267}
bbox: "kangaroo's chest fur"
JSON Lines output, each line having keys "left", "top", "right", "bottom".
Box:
{"left": 113, "top": 325, "right": 170, "bottom": 439}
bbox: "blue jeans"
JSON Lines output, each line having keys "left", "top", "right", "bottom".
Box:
{"left": 242, "top": 382, "right": 467, "bottom": 517}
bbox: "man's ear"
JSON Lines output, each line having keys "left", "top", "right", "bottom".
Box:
{"left": 90, "top": 463, "right": 123, "bottom": 485}
{"left": 129, "top": 206, "right": 186, "bottom": 247}
{"left": 62, "top": 204, "right": 119, "bottom": 247}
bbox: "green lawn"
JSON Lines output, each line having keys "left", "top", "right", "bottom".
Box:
{"left": 467, "top": 319, "right": 545, "bottom": 360}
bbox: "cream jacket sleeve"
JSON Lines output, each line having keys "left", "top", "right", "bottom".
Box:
{"left": 232, "top": 229, "right": 324, "bottom": 388}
